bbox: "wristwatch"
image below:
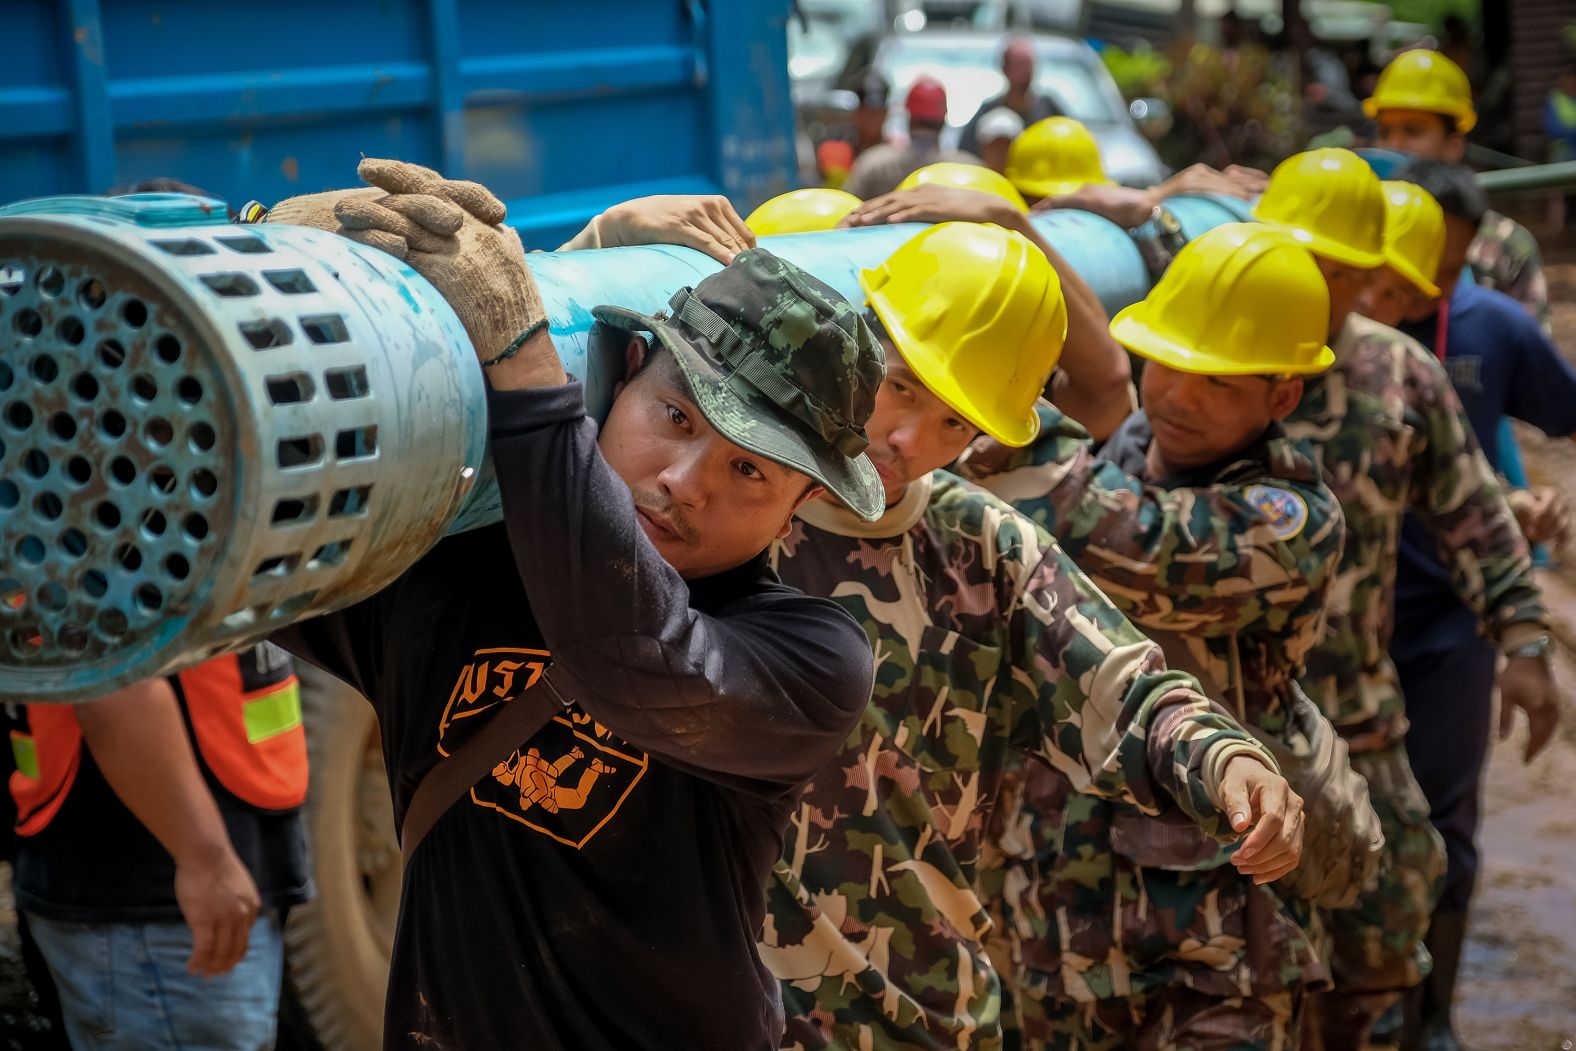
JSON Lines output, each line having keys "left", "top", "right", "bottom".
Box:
{"left": 1129, "top": 203, "right": 1182, "bottom": 240}
{"left": 1507, "top": 635, "right": 1553, "bottom": 663}
{"left": 1129, "top": 205, "right": 1187, "bottom": 283}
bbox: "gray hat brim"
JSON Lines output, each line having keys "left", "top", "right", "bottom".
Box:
{"left": 592, "top": 304, "right": 884, "bottom": 521}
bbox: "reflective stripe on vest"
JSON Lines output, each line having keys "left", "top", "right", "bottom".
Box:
{"left": 180, "top": 651, "right": 309, "bottom": 812}
{"left": 8, "top": 651, "right": 309, "bottom": 836}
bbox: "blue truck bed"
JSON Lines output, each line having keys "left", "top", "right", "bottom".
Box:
{"left": 0, "top": 0, "right": 799, "bottom": 248}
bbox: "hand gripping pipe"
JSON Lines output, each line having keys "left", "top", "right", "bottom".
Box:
{"left": 0, "top": 191, "right": 1246, "bottom": 702}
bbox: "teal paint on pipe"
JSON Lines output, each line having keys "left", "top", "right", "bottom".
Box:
{"left": 0, "top": 188, "right": 1255, "bottom": 698}
{"left": 448, "top": 206, "right": 1159, "bottom": 531}
{"left": 1166, "top": 193, "right": 1258, "bottom": 237}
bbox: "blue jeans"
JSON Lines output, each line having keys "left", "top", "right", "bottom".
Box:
{"left": 23, "top": 911, "right": 283, "bottom": 1051}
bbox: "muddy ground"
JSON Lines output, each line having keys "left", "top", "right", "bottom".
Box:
{"left": 1457, "top": 247, "right": 1576, "bottom": 1050}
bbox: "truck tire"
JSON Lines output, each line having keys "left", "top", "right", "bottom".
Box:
{"left": 278, "top": 666, "right": 399, "bottom": 1051}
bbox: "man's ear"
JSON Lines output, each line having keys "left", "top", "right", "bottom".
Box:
{"left": 1444, "top": 133, "right": 1468, "bottom": 163}
{"left": 777, "top": 485, "right": 825, "bottom": 538}
{"left": 614, "top": 334, "right": 649, "bottom": 398}
{"left": 1268, "top": 377, "right": 1306, "bottom": 421}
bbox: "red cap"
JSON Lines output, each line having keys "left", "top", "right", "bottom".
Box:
{"left": 905, "top": 75, "right": 948, "bottom": 126}
{"left": 817, "top": 139, "right": 854, "bottom": 174}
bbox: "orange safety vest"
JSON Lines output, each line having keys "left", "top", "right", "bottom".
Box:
{"left": 10, "top": 647, "right": 308, "bottom": 836}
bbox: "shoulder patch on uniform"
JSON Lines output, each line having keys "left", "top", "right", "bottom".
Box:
{"left": 1243, "top": 484, "right": 1309, "bottom": 541}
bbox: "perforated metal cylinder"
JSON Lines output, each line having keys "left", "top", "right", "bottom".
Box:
{"left": 0, "top": 195, "right": 486, "bottom": 702}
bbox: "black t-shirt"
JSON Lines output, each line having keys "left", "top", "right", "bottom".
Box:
{"left": 274, "top": 380, "right": 872, "bottom": 1051}
{"left": 11, "top": 645, "right": 311, "bottom": 923}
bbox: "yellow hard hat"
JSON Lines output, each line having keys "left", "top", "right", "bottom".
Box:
{"left": 1110, "top": 223, "right": 1333, "bottom": 376}
{"left": 1252, "top": 148, "right": 1385, "bottom": 269}
{"left": 897, "top": 162, "right": 1028, "bottom": 211}
{"left": 1363, "top": 50, "right": 1476, "bottom": 134}
{"left": 1379, "top": 180, "right": 1444, "bottom": 298}
{"left": 745, "top": 188, "right": 862, "bottom": 235}
{"left": 859, "top": 222, "right": 1067, "bottom": 447}
{"left": 1004, "top": 117, "right": 1111, "bottom": 200}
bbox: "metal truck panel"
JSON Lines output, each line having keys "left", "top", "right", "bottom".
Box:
{"left": 0, "top": 1, "right": 798, "bottom": 248}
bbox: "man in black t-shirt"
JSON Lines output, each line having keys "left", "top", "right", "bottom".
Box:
{"left": 268, "top": 159, "right": 884, "bottom": 1049}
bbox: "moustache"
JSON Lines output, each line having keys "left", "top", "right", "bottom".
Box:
{"left": 631, "top": 491, "right": 699, "bottom": 543}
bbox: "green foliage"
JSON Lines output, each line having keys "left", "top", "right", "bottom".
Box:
{"left": 1348, "top": 0, "right": 1479, "bottom": 32}
{"left": 1159, "top": 43, "right": 1300, "bottom": 170}
{"left": 1100, "top": 44, "right": 1172, "bottom": 101}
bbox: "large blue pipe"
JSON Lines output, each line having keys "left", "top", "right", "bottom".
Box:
{"left": 0, "top": 191, "right": 1251, "bottom": 699}
{"left": 450, "top": 196, "right": 1249, "bottom": 530}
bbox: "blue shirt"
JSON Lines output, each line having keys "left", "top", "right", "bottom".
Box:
{"left": 1392, "top": 279, "right": 1576, "bottom": 655}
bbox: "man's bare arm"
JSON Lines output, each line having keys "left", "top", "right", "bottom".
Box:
{"left": 76, "top": 679, "right": 261, "bottom": 977}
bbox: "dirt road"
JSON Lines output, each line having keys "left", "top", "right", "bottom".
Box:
{"left": 1454, "top": 255, "right": 1576, "bottom": 1049}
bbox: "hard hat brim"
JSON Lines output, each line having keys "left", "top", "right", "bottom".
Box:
{"left": 1385, "top": 254, "right": 1442, "bottom": 299}
{"left": 1362, "top": 94, "right": 1477, "bottom": 134}
{"left": 1009, "top": 176, "right": 1113, "bottom": 201}
{"left": 1110, "top": 305, "right": 1335, "bottom": 376}
{"left": 1254, "top": 213, "right": 1386, "bottom": 270}
{"left": 859, "top": 276, "right": 1042, "bottom": 448}
{"left": 591, "top": 304, "right": 886, "bottom": 520}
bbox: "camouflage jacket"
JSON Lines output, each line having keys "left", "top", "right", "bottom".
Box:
{"left": 761, "top": 471, "right": 1278, "bottom": 1050}
{"left": 958, "top": 405, "right": 1342, "bottom": 739}
{"left": 1468, "top": 209, "right": 1550, "bottom": 334}
{"left": 1282, "top": 314, "right": 1548, "bottom": 744}
{"left": 957, "top": 408, "right": 1348, "bottom": 1001}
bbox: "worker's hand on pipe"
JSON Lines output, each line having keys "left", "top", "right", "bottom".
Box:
{"left": 263, "top": 187, "right": 384, "bottom": 232}
{"left": 1032, "top": 183, "right": 1160, "bottom": 228}
{"left": 334, "top": 192, "right": 480, "bottom": 260}
{"left": 842, "top": 185, "right": 1019, "bottom": 228}
{"left": 1507, "top": 485, "right": 1572, "bottom": 550}
{"left": 1218, "top": 755, "right": 1305, "bottom": 885}
{"left": 1498, "top": 653, "right": 1561, "bottom": 763}
{"left": 336, "top": 202, "right": 549, "bottom": 376}
{"left": 356, "top": 157, "right": 508, "bottom": 226}
{"left": 563, "top": 195, "right": 756, "bottom": 263}
{"left": 1154, "top": 162, "right": 1254, "bottom": 201}
{"left": 1222, "top": 164, "right": 1270, "bottom": 195}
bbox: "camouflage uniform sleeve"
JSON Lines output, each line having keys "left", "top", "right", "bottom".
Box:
{"left": 1470, "top": 213, "right": 1552, "bottom": 335}
{"left": 955, "top": 403, "right": 1094, "bottom": 532}
{"left": 964, "top": 412, "right": 1345, "bottom": 636}
{"left": 1405, "top": 344, "right": 1550, "bottom": 647}
{"left": 1504, "top": 254, "right": 1552, "bottom": 336}
{"left": 1046, "top": 456, "right": 1344, "bottom": 638}
{"left": 1003, "top": 534, "right": 1279, "bottom": 841}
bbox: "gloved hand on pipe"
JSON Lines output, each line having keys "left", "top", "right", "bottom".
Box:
{"left": 262, "top": 187, "right": 383, "bottom": 231}
{"left": 334, "top": 158, "right": 549, "bottom": 378}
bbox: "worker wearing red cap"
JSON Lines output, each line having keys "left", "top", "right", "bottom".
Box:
{"left": 843, "top": 74, "right": 984, "bottom": 199}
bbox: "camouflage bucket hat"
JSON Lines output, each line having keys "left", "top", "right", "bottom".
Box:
{"left": 592, "top": 248, "right": 887, "bottom": 520}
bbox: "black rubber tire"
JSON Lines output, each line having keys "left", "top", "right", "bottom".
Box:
{"left": 276, "top": 666, "right": 399, "bottom": 1051}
